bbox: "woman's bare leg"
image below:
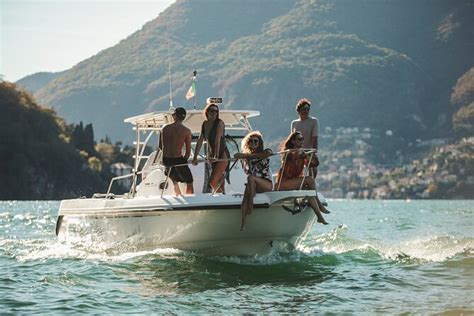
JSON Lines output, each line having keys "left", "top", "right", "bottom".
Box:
{"left": 315, "top": 195, "right": 330, "bottom": 214}
{"left": 247, "top": 179, "right": 255, "bottom": 215}
{"left": 241, "top": 176, "right": 272, "bottom": 230}
{"left": 241, "top": 184, "right": 250, "bottom": 231}
{"left": 252, "top": 176, "right": 273, "bottom": 193}
{"left": 304, "top": 178, "right": 330, "bottom": 213}
{"left": 303, "top": 177, "right": 316, "bottom": 190}
{"left": 276, "top": 176, "right": 328, "bottom": 224}
{"left": 276, "top": 177, "right": 309, "bottom": 191}
{"left": 308, "top": 197, "right": 329, "bottom": 225}
{"left": 251, "top": 177, "right": 272, "bottom": 214}
{"left": 210, "top": 160, "right": 228, "bottom": 193}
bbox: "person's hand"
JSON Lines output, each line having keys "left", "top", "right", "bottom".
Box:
{"left": 192, "top": 157, "right": 198, "bottom": 166}
{"left": 263, "top": 149, "right": 273, "bottom": 158}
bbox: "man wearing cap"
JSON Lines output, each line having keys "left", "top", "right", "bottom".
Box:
{"left": 291, "top": 98, "right": 319, "bottom": 177}
{"left": 159, "top": 107, "right": 194, "bottom": 195}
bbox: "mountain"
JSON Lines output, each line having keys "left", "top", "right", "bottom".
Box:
{"left": 16, "top": 71, "right": 64, "bottom": 94}
{"left": 29, "top": 0, "right": 474, "bottom": 145}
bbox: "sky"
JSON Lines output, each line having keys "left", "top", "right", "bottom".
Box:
{"left": 0, "top": 0, "right": 175, "bottom": 82}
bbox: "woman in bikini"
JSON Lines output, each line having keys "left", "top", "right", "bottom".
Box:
{"left": 234, "top": 131, "right": 273, "bottom": 230}
{"left": 275, "top": 131, "right": 329, "bottom": 225}
{"left": 192, "top": 103, "right": 230, "bottom": 193}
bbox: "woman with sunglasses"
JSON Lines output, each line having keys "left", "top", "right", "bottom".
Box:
{"left": 234, "top": 131, "right": 273, "bottom": 230}
{"left": 275, "top": 131, "right": 329, "bottom": 225}
{"left": 192, "top": 103, "right": 230, "bottom": 193}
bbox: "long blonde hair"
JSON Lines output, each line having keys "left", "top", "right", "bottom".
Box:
{"left": 241, "top": 131, "right": 264, "bottom": 154}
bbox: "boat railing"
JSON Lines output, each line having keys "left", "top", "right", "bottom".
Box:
{"left": 154, "top": 148, "right": 318, "bottom": 196}
{"left": 104, "top": 148, "right": 318, "bottom": 198}
{"left": 105, "top": 173, "right": 135, "bottom": 198}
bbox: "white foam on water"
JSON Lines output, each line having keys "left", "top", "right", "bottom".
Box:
{"left": 301, "top": 225, "right": 474, "bottom": 263}
{"left": 305, "top": 224, "right": 374, "bottom": 254}
{"left": 10, "top": 233, "right": 185, "bottom": 263}
{"left": 212, "top": 251, "right": 305, "bottom": 265}
{"left": 18, "top": 241, "right": 186, "bottom": 262}
{"left": 378, "top": 235, "right": 474, "bottom": 262}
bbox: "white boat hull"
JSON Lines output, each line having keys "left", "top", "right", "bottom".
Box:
{"left": 57, "top": 191, "right": 318, "bottom": 256}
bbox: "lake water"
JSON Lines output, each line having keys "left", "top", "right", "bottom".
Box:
{"left": 1, "top": 200, "right": 473, "bottom": 314}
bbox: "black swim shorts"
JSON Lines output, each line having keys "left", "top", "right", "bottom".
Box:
{"left": 163, "top": 156, "right": 193, "bottom": 184}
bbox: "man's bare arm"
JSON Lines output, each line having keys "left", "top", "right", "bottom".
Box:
{"left": 312, "top": 136, "right": 318, "bottom": 151}
{"left": 184, "top": 130, "right": 192, "bottom": 160}
{"left": 193, "top": 134, "right": 204, "bottom": 162}
{"left": 159, "top": 127, "right": 165, "bottom": 150}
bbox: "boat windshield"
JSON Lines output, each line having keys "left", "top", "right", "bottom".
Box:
{"left": 225, "top": 136, "right": 242, "bottom": 158}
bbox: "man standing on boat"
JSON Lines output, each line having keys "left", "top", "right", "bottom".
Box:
{"left": 291, "top": 98, "right": 319, "bottom": 177}
{"left": 160, "top": 107, "right": 194, "bottom": 195}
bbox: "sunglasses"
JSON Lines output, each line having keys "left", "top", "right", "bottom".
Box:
{"left": 295, "top": 137, "right": 304, "bottom": 141}
{"left": 249, "top": 138, "right": 260, "bottom": 145}
{"left": 299, "top": 106, "right": 310, "bottom": 112}
{"left": 208, "top": 108, "right": 219, "bottom": 114}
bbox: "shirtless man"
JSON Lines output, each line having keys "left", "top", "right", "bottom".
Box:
{"left": 159, "top": 107, "right": 194, "bottom": 195}
{"left": 291, "top": 98, "right": 319, "bottom": 177}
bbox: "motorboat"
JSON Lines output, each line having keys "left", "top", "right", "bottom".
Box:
{"left": 55, "top": 105, "right": 325, "bottom": 256}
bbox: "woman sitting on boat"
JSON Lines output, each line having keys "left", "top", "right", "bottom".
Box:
{"left": 234, "top": 131, "right": 273, "bottom": 231}
{"left": 275, "top": 131, "right": 329, "bottom": 225}
{"left": 192, "top": 103, "right": 230, "bottom": 193}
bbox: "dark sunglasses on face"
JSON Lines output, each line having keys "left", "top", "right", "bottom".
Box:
{"left": 249, "top": 138, "right": 260, "bottom": 145}
{"left": 299, "top": 106, "right": 310, "bottom": 112}
{"left": 295, "top": 137, "right": 304, "bottom": 141}
{"left": 208, "top": 108, "right": 219, "bottom": 114}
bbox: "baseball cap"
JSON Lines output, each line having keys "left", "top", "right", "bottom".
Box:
{"left": 173, "top": 107, "right": 186, "bottom": 120}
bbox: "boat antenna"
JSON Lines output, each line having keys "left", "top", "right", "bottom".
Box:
{"left": 193, "top": 70, "right": 197, "bottom": 109}
{"left": 166, "top": 20, "right": 174, "bottom": 110}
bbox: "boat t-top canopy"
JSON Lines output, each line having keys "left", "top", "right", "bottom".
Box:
{"left": 124, "top": 109, "right": 260, "bottom": 134}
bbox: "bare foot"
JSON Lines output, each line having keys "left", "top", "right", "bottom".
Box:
{"left": 317, "top": 218, "right": 329, "bottom": 225}
{"left": 321, "top": 207, "right": 331, "bottom": 214}
{"left": 240, "top": 215, "right": 246, "bottom": 231}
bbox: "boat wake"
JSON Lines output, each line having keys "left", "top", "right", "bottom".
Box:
{"left": 4, "top": 223, "right": 472, "bottom": 265}
{"left": 301, "top": 224, "right": 474, "bottom": 263}
{"left": 9, "top": 235, "right": 185, "bottom": 263}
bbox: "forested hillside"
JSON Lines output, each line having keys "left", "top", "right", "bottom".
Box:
{"left": 0, "top": 82, "right": 133, "bottom": 199}
{"left": 25, "top": 0, "right": 473, "bottom": 145}
{"left": 16, "top": 71, "right": 64, "bottom": 94}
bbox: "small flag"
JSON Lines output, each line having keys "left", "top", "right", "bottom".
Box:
{"left": 185, "top": 81, "right": 196, "bottom": 100}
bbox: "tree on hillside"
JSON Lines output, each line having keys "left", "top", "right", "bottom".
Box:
{"left": 72, "top": 121, "right": 97, "bottom": 156}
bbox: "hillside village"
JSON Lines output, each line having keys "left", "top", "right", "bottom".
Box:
{"left": 317, "top": 127, "right": 474, "bottom": 199}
